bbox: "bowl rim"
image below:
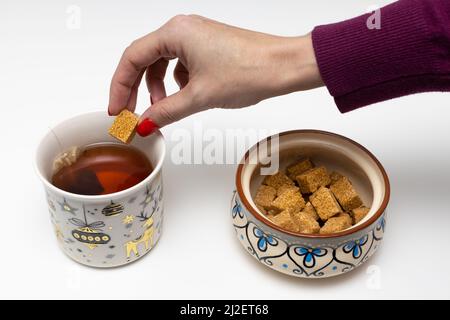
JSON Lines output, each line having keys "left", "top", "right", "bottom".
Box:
{"left": 34, "top": 110, "right": 166, "bottom": 201}
{"left": 235, "top": 129, "right": 390, "bottom": 239}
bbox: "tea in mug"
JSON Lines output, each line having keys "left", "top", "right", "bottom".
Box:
{"left": 52, "top": 143, "right": 153, "bottom": 195}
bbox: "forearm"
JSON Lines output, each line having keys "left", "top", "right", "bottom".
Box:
{"left": 311, "top": 0, "right": 450, "bottom": 112}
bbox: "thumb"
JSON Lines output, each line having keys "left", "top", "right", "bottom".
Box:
{"left": 136, "top": 85, "right": 199, "bottom": 136}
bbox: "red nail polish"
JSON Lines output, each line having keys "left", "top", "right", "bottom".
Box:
{"left": 136, "top": 118, "right": 159, "bottom": 137}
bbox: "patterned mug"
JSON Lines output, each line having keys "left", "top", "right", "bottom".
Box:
{"left": 35, "top": 111, "right": 165, "bottom": 268}
{"left": 232, "top": 130, "right": 390, "bottom": 278}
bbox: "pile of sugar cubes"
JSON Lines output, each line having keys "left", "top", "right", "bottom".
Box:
{"left": 254, "top": 158, "right": 370, "bottom": 234}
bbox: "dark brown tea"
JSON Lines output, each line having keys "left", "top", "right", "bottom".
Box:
{"left": 52, "top": 143, "right": 153, "bottom": 195}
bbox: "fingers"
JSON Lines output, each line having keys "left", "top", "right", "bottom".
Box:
{"left": 108, "top": 31, "right": 164, "bottom": 115}
{"left": 137, "top": 84, "right": 202, "bottom": 135}
{"left": 126, "top": 69, "right": 145, "bottom": 112}
{"left": 174, "top": 60, "right": 189, "bottom": 89}
{"left": 145, "top": 58, "right": 169, "bottom": 104}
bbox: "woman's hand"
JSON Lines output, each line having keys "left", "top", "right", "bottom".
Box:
{"left": 108, "top": 15, "right": 323, "bottom": 136}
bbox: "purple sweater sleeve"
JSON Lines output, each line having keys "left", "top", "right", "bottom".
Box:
{"left": 311, "top": 0, "right": 450, "bottom": 113}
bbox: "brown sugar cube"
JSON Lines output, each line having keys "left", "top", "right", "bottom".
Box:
{"left": 270, "top": 210, "right": 299, "bottom": 232}
{"left": 330, "top": 177, "right": 363, "bottom": 211}
{"left": 270, "top": 188, "right": 306, "bottom": 213}
{"left": 276, "top": 184, "right": 300, "bottom": 197}
{"left": 287, "top": 158, "right": 314, "bottom": 180}
{"left": 301, "top": 202, "right": 319, "bottom": 221}
{"left": 296, "top": 166, "right": 331, "bottom": 194}
{"left": 330, "top": 171, "right": 344, "bottom": 185}
{"left": 108, "top": 109, "right": 139, "bottom": 144}
{"left": 263, "top": 172, "right": 294, "bottom": 190}
{"left": 310, "top": 187, "right": 342, "bottom": 221}
{"left": 351, "top": 206, "right": 370, "bottom": 224}
{"left": 254, "top": 185, "right": 277, "bottom": 209}
{"left": 292, "top": 212, "right": 320, "bottom": 234}
{"left": 337, "top": 212, "right": 353, "bottom": 225}
{"left": 320, "top": 213, "right": 353, "bottom": 234}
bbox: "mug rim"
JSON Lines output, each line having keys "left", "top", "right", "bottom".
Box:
{"left": 34, "top": 111, "right": 166, "bottom": 201}
{"left": 235, "top": 129, "right": 390, "bottom": 239}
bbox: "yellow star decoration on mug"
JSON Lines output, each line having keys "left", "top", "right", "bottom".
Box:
{"left": 122, "top": 215, "right": 134, "bottom": 225}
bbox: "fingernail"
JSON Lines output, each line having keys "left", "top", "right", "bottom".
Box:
{"left": 136, "top": 118, "right": 159, "bottom": 137}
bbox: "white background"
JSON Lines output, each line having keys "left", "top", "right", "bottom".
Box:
{"left": 1, "top": 0, "right": 450, "bottom": 299}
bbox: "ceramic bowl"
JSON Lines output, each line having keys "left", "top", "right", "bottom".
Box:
{"left": 231, "top": 130, "right": 390, "bottom": 278}
{"left": 35, "top": 111, "right": 165, "bottom": 268}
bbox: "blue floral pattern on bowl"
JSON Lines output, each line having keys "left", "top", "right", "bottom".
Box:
{"left": 231, "top": 191, "right": 386, "bottom": 278}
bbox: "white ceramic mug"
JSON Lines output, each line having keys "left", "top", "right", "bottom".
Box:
{"left": 35, "top": 111, "right": 165, "bottom": 268}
